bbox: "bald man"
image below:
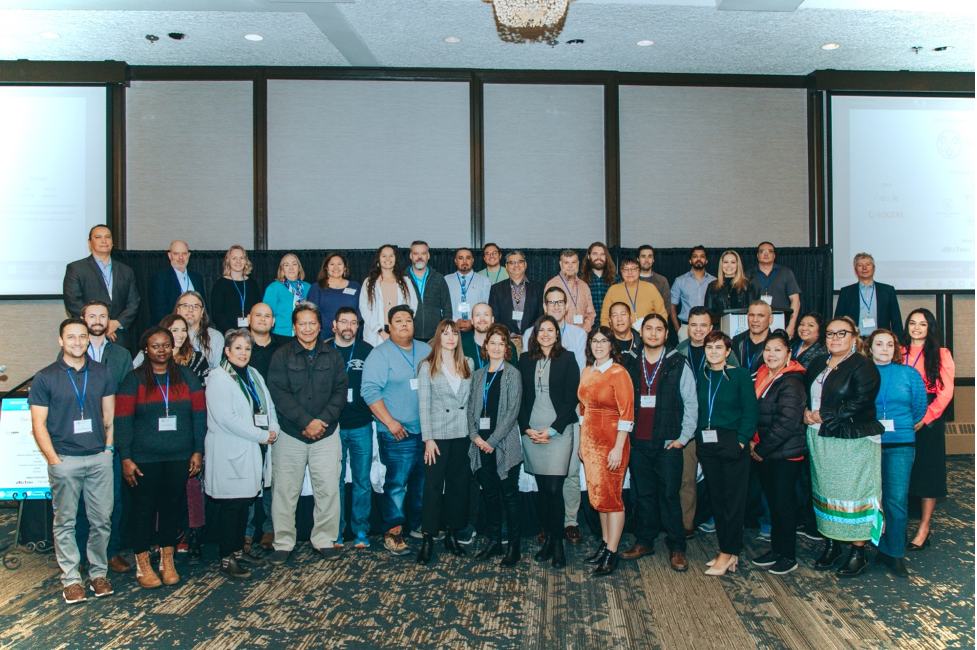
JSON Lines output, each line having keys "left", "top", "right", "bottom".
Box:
{"left": 149, "top": 240, "right": 204, "bottom": 324}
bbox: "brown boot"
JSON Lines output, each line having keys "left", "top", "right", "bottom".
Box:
{"left": 159, "top": 547, "right": 180, "bottom": 586}
{"left": 134, "top": 551, "right": 162, "bottom": 589}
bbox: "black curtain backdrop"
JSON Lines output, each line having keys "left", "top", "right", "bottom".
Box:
{"left": 114, "top": 246, "right": 833, "bottom": 347}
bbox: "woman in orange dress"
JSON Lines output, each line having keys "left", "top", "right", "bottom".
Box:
{"left": 578, "top": 326, "right": 635, "bottom": 576}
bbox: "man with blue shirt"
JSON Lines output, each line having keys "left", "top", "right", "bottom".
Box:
{"left": 669, "top": 246, "right": 716, "bottom": 342}
{"left": 447, "top": 248, "right": 491, "bottom": 333}
{"left": 361, "top": 305, "right": 432, "bottom": 556}
{"left": 407, "top": 241, "right": 452, "bottom": 341}
{"left": 149, "top": 240, "right": 204, "bottom": 324}
{"left": 834, "top": 253, "right": 902, "bottom": 338}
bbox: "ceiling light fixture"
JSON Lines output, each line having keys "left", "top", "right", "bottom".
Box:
{"left": 636, "top": 40, "right": 654, "bottom": 47}
{"left": 244, "top": 34, "right": 264, "bottom": 41}
{"left": 39, "top": 32, "right": 61, "bottom": 39}
{"left": 933, "top": 46, "right": 953, "bottom": 52}
{"left": 821, "top": 43, "right": 840, "bottom": 50}
{"left": 444, "top": 36, "right": 462, "bottom": 43}
{"left": 168, "top": 32, "right": 187, "bottom": 41}
{"left": 482, "top": 0, "right": 576, "bottom": 44}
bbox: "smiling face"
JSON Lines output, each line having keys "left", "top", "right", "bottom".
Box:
{"left": 282, "top": 255, "right": 300, "bottom": 282}
{"left": 167, "top": 320, "right": 188, "bottom": 350}
{"left": 60, "top": 323, "right": 90, "bottom": 360}
{"left": 797, "top": 316, "right": 819, "bottom": 344}
{"left": 176, "top": 295, "right": 203, "bottom": 329}
{"left": 378, "top": 247, "right": 397, "bottom": 272}
{"left": 88, "top": 226, "right": 113, "bottom": 256}
{"left": 472, "top": 303, "right": 494, "bottom": 333}
{"left": 871, "top": 332, "right": 896, "bottom": 364}
{"left": 483, "top": 245, "right": 501, "bottom": 268}
{"left": 620, "top": 263, "right": 640, "bottom": 284}
{"left": 294, "top": 310, "right": 321, "bottom": 345}
{"left": 505, "top": 254, "right": 526, "bottom": 281}
{"left": 588, "top": 246, "right": 606, "bottom": 270}
{"left": 704, "top": 340, "right": 731, "bottom": 368}
{"left": 721, "top": 254, "right": 738, "bottom": 278}
{"left": 146, "top": 332, "right": 173, "bottom": 366}
{"left": 228, "top": 248, "right": 247, "bottom": 274}
{"left": 543, "top": 291, "right": 567, "bottom": 322}
{"left": 536, "top": 320, "right": 557, "bottom": 350}
{"left": 409, "top": 244, "right": 429, "bottom": 272}
{"left": 589, "top": 333, "right": 612, "bottom": 363}
{"left": 688, "top": 313, "right": 712, "bottom": 346}
{"left": 824, "top": 319, "right": 854, "bottom": 355}
{"left": 486, "top": 333, "right": 507, "bottom": 362}
{"left": 326, "top": 255, "right": 346, "bottom": 279}
{"left": 455, "top": 249, "right": 474, "bottom": 273}
{"left": 248, "top": 303, "right": 274, "bottom": 336}
{"left": 225, "top": 335, "right": 252, "bottom": 368}
{"left": 82, "top": 304, "right": 109, "bottom": 338}
{"left": 907, "top": 312, "right": 929, "bottom": 343}
{"left": 763, "top": 338, "right": 790, "bottom": 372}
{"left": 333, "top": 311, "right": 359, "bottom": 343}
{"left": 168, "top": 241, "right": 190, "bottom": 272}
{"left": 855, "top": 256, "right": 875, "bottom": 282}
{"left": 441, "top": 325, "right": 459, "bottom": 351}
{"left": 609, "top": 304, "right": 632, "bottom": 337}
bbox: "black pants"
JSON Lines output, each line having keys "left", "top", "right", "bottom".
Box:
{"left": 475, "top": 451, "right": 521, "bottom": 545}
{"left": 698, "top": 432, "right": 750, "bottom": 555}
{"left": 128, "top": 459, "right": 188, "bottom": 554}
{"left": 794, "top": 456, "right": 818, "bottom": 534}
{"left": 210, "top": 496, "right": 255, "bottom": 558}
{"left": 421, "top": 438, "right": 472, "bottom": 535}
{"left": 757, "top": 459, "right": 801, "bottom": 561}
{"left": 534, "top": 475, "right": 565, "bottom": 539}
{"left": 630, "top": 440, "right": 686, "bottom": 552}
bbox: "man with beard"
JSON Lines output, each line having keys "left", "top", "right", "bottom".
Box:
{"left": 149, "top": 240, "right": 204, "bottom": 324}
{"left": 447, "top": 247, "right": 491, "bottom": 333}
{"left": 406, "top": 241, "right": 452, "bottom": 341}
{"left": 175, "top": 291, "right": 224, "bottom": 370}
{"left": 669, "top": 246, "right": 716, "bottom": 342}
{"left": 637, "top": 245, "right": 671, "bottom": 309}
{"left": 580, "top": 242, "right": 616, "bottom": 323}
{"left": 461, "top": 303, "right": 519, "bottom": 366}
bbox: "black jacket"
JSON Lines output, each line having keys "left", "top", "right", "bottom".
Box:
{"left": 755, "top": 370, "right": 807, "bottom": 460}
{"left": 804, "top": 354, "right": 883, "bottom": 440}
{"left": 149, "top": 266, "right": 205, "bottom": 325}
{"left": 732, "top": 331, "right": 768, "bottom": 376}
{"left": 704, "top": 278, "right": 758, "bottom": 320}
{"left": 408, "top": 269, "right": 453, "bottom": 341}
{"left": 834, "top": 281, "right": 903, "bottom": 338}
{"left": 489, "top": 279, "right": 544, "bottom": 336}
{"left": 267, "top": 338, "right": 350, "bottom": 443}
{"left": 517, "top": 350, "right": 580, "bottom": 434}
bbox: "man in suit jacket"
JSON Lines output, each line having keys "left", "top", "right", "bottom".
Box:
{"left": 63, "top": 225, "right": 140, "bottom": 349}
{"left": 488, "top": 250, "right": 543, "bottom": 341}
{"left": 149, "top": 240, "right": 204, "bottom": 325}
{"left": 834, "top": 252, "right": 903, "bottom": 338}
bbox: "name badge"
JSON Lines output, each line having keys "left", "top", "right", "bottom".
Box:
{"left": 512, "top": 310, "right": 524, "bottom": 320}
{"left": 158, "top": 416, "right": 178, "bottom": 431}
{"left": 254, "top": 413, "right": 269, "bottom": 427}
{"left": 458, "top": 302, "right": 471, "bottom": 314}
{"left": 632, "top": 319, "right": 642, "bottom": 331}
{"left": 640, "top": 395, "right": 656, "bottom": 408}
{"left": 343, "top": 288, "right": 357, "bottom": 295}
{"left": 578, "top": 413, "right": 584, "bottom": 425}
{"left": 760, "top": 295, "right": 773, "bottom": 306}
{"left": 237, "top": 317, "right": 249, "bottom": 327}
{"left": 879, "top": 419, "right": 895, "bottom": 432}
{"left": 347, "top": 388, "right": 354, "bottom": 403}
{"left": 410, "top": 378, "right": 419, "bottom": 391}
{"left": 479, "top": 417, "right": 491, "bottom": 430}
{"left": 74, "top": 419, "right": 93, "bottom": 434}
{"left": 862, "top": 317, "right": 876, "bottom": 329}
{"left": 701, "top": 429, "right": 718, "bottom": 443}
{"left": 573, "top": 314, "right": 583, "bottom": 325}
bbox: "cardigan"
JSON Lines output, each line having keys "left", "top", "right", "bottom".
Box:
{"left": 517, "top": 350, "right": 580, "bottom": 435}
{"left": 418, "top": 358, "right": 475, "bottom": 441}
{"left": 874, "top": 362, "right": 928, "bottom": 444}
{"left": 262, "top": 280, "right": 311, "bottom": 337}
{"left": 467, "top": 361, "right": 524, "bottom": 480}
{"left": 358, "top": 277, "right": 419, "bottom": 347}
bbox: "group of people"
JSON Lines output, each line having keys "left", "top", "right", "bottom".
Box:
{"left": 31, "top": 226, "right": 954, "bottom": 605}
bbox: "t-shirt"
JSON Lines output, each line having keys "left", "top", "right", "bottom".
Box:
{"left": 688, "top": 344, "right": 707, "bottom": 381}
{"left": 29, "top": 357, "right": 116, "bottom": 456}
{"left": 327, "top": 337, "right": 374, "bottom": 429}
{"left": 748, "top": 264, "right": 801, "bottom": 311}
{"left": 249, "top": 333, "right": 287, "bottom": 380}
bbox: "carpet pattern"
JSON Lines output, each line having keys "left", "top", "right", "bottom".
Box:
{"left": 0, "top": 459, "right": 973, "bottom": 650}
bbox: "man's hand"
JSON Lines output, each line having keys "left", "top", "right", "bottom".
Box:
{"left": 106, "top": 320, "right": 122, "bottom": 342}
{"left": 189, "top": 452, "right": 203, "bottom": 476}
{"left": 303, "top": 418, "right": 327, "bottom": 440}
{"left": 122, "top": 459, "right": 143, "bottom": 487}
{"left": 665, "top": 441, "right": 684, "bottom": 450}
{"left": 387, "top": 420, "right": 408, "bottom": 441}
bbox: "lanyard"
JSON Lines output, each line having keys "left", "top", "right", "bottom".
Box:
{"left": 334, "top": 339, "right": 356, "bottom": 373}
{"left": 153, "top": 372, "right": 170, "bottom": 417}
{"left": 690, "top": 348, "right": 706, "bottom": 386}
{"left": 395, "top": 342, "right": 416, "bottom": 376}
{"left": 66, "top": 367, "right": 89, "bottom": 419}
{"left": 483, "top": 366, "right": 502, "bottom": 415}
{"left": 878, "top": 364, "right": 891, "bottom": 418}
{"left": 745, "top": 338, "right": 763, "bottom": 368}
{"left": 792, "top": 342, "right": 804, "bottom": 359}
{"left": 411, "top": 268, "right": 429, "bottom": 299}
{"left": 97, "top": 260, "right": 112, "bottom": 295}
{"left": 859, "top": 283, "right": 876, "bottom": 311}
{"left": 758, "top": 265, "right": 778, "bottom": 295}
{"left": 623, "top": 282, "right": 640, "bottom": 315}
{"left": 232, "top": 279, "right": 247, "bottom": 315}
{"left": 558, "top": 275, "right": 579, "bottom": 309}
{"left": 241, "top": 369, "right": 263, "bottom": 412}
{"left": 642, "top": 349, "right": 665, "bottom": 395}
{"left": 455, "top": 272, "right": 470, "bottom": 301}
{"left": 706, "top": 369, "right": 723, "bottom": 429}
{"left": 284, "top": 279, "right": 304, "bottom": 302}
{"left": 88, "top": 342, "right": 104, "bottom": 363}
{"left": 490, "top": 268, "right": 502, "bottom": 283}
{"left": 474, "top": 342, "right": 486, "bottom": 369}
{"left": 817, "top": 352, "right": 852, "bottom": 389}
{"left": 908, "top": 347, "right": 924, "bottom": 369}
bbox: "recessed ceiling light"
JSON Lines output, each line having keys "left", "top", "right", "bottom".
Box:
{"left": 39, "top": 32, "right": 60, "bottom": 39}
{"left": 821, "top": 43, "right": 840, "bottom": 50}
{"left": 244, "top": 34, "right": 264, "bottom": 41}
{"left": 444, "top": 36, "right": 462, "bottom": 43}
{"left": 933, "top": 45, "right": 953, "bottom": 52}
{"left": 636, "top": 40, "right": 654, "bottom": 47}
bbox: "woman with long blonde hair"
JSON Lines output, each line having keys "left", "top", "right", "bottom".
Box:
{"left": 210, "top": 245, "right": 259, "bottom": 334}
{"left": 262, "top": 253, "right": 310, "bottom": 337}
{"left": 705, "top": 250, "right": 757, "bottom": 320}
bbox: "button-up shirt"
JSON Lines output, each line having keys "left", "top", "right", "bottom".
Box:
{"left": 447, "top": 271, "right": 491, "bottom": 320}
{"left": 95, "top": 257, "right": 113, "bottom": 295}
{"left": 670, "top": 270, "right": 716, "bottom": 322}
{"left": 858, "top": 282, "right": 879, "bottom": 335}
{"left": 588, "top": 273, "right": 611, "bottom": 321}
{"left": 544, "top": 275, "right": 597, "bottom": 331}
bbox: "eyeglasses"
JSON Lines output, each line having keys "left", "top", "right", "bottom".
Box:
{"left": 177, "top": 303, "right": 203, "bottom": 311}
{"left": 506, "top": 259, "right": 526, "bottom": 266}
{"left": 620, "top": 267, "right": 639, "bottom": 273}
{"left": 336, "top": 319, "right": 358, "bottom": 327}
{"left": 824, "top": 330, "right": 853, "bottom": 339}
{"left": 591, "top": 339, "right": 611, "bottom": 346}
{"left": 545, "top": 300, "right": 566, "bottom": 307}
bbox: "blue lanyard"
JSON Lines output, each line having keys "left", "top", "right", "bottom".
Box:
{"left": 242, "top": 369, "right": 262, "bottom": 410}
{"left": 642, "top": 350, "right": 665, "bottom": 394}
{"left": 878, "top": 364, "right": 891, "bottom": 418}
{"left": 395, "top": 342, "right": 416, "bottom": 376}
{"left": 474, "top": 342, "right": 486, "bottom": 369}
{"left": 859, "top": 283, "right": 876, "bottom": 311}
{"left": 411, "top": 268, "right": 429, "bottom": 299}
{"left": 97, "top": 261, "right": 113, "bottom": 294}
{"left": 232, "top": 279, "right": 247, "bottom": 315}
{"left": 153, "top": 372, "right": 170, "bottom": 416}
{"left": 623, "top": 282, "right": 640, "bottom": 315}
{"left": 483, "top": 366, "right": 502, "bottom": 414}
{"left": 490, "top": 268, "right": 502, "bottom": 283}
{"left": 908, "top": 347, "right": 923, "bottom": 369}
{"left": 745, "top": 339, "right": 763, "bottom": 368}
{"left": 334, "top": 339, "right": 356, "bottom": 373}
{"left": 66, "top": 367, "right": 88, "bottom": 419}
{"left": 455, "top": 272, "right": 470, "bottom": 301}
{"left": 706, "top": 369, "right": 723, "bottom": 429}
{"left": 558, "top": 275, "right": 579, "bottom": 309}
{"left": 758, "top": 265, "right": 778, "bottom": 294}
{"left": 690, "top": 349, "right": 706, "bottom": 386}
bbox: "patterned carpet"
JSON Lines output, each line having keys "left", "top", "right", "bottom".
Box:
{"left": 0, "top": 458, "right": 973, "bottom": 650}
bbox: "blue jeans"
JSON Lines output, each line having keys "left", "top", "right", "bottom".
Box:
{"left": 338, "top": 425, "right": 375, "bottom": 539}
{"left": 879, "top": 445, "right": 915, "bottom": 558}
{"left": 245, "top": 488, "right": 273, "bottom": 540}
{"left": 75, "top": 451, "right": 123, "bottom": 561}
{"left": 376, "top": 430, "right": 424, "bottom": 532}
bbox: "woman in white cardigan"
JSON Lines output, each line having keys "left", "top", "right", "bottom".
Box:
{"left": 205, "top": 328, "right": 280, "bottom": 580}
{"left": 359, "top": 244, "right": 418, "bottom": 346}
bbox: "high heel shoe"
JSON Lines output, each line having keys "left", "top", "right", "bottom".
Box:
{"left": 704, "top": 555, "right": 738, "bottom": 576}
{"left": 584, "top": 541, "right": 607, "bottom": 564}
{"left": 444, "top": 530, "right": 466, "bottom": 557}
{"left": 905, "top": 533, "right": 931, "bottom": 551}
{"left": 815, "top": 538, "right": 844, "bottom": 569}
{"left": 594, "top": 550, "right": 619, "bottom": 576}
{"left": 706, "top": 558, "right": 717, "bottom": 567}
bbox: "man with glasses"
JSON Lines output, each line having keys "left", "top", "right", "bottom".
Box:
{"left": 489, "top": 250, "right": 543, "bottom": 344}
{"left": 733, "top": 300, "right": 774, "bottom": 377}
{"left": 448, "top": 247, "right": 492, "bottom": 333}
{"left": 600, "top": 258, "right": 667, "bottom": 329}
{"left": 544, "top": 249, "right": 596, "bottom": 332}
{"left": 669, "top": 246, "right": 716, "bottom": 342}
{"left": 478, "top": 243, "right": 509, "bottom": 285}
{"left": 637, "top": 245, "right": 671, "bottom": 310}
{"left": 521, "top": 286, "right": 587, "bottom": 370}
{"left": 748, "top": 242, "right": 801, "bottom": 339}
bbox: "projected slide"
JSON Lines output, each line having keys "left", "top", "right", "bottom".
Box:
{"left": 831, "top": 95, "right": 975, "bottom": 291}
{"left": 0, "top": 86, "right": 107, "bottom": 296}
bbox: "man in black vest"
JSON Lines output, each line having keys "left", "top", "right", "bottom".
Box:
{"left": 621, "top": 313, "right": 698, "bottom": 572}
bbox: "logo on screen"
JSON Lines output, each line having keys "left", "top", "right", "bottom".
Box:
{"left": 937, "top": 130, "right": 963, "bottom": 159}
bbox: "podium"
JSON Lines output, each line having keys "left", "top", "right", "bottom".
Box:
{"left": 720, "top": 309, "right": 788, "bottom": 337}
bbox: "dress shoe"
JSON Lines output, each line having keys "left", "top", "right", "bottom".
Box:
{"left": 564, "top": 525, "right": 582, "bottom": 544}
{"left": 621, "top": 544, "right": 655, "bottom": 560}
{"left": 236, "top": 550, "right": 267, "bottom": 566}
{"left": 584, "top": 541, "right": 608, "bottom": 564}
{"left": 906, "top": 533, "right": 931, "bottom": 551}
{"left": 500, "top": 542, "right": 521, "bottom": 567}
{"left": 534, "top": 537, "right": 554, "bottom": 563}
{"left": 552, "top": 539, "right": 566, "bottom": 568}
{"left": 220, "top": 555, "right": 251, "bottom": 580}
{"left": 444, "top": 531, "right": 466, "bottom": 557}
{"left": 815, "top": 538, "right": 844, "bottom": 570}
{"left": 704, "top": 555, "right": 738, "bottom": 576}
{"left": 836, "top": 544, "right": 869, "bottom": 577}
{"left": 108, "top": 555, "right": 131, "bottom": 573}
{"left": 594, "top": 550, "right": 619, "bottom": 576}
{"left": 685, "top": 528, "right": 695, "bottom": 540}
{"left": 474, "top": 541, "right": 505, "bottom": 561}
{"left": 670, "top": 551, "right": 688, "bottom": 572}
{"left": 416, "top": 534, "right": 435, "bottom": 565}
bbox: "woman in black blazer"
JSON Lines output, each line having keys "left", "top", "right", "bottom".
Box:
{"left": 518, "top": 316, "right": 580, "bottom": 568}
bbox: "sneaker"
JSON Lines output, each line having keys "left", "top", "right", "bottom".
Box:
{"left": 409, "top": 529, "right": 424, "bottom": 540}
{"left": 751, "top": 550, "right": 780, "bottom": 567}
{"left": 768, "top": 558, "right": 799, "bottom": 575}
{"left": 332, "top": 539, "right": 344, "bottom": 549}
{"left": 62, "top": 582, "right": 87, "bottom": 604}
{"left": 266, "top": 550, "right": 290, "bottom": 566}
{"left": 797, "top": 529, "right": 824, "bottom": 541}
{"left": 176, "top": 532, "right": 189, "bottom": 553}
{"left": 385, "top": 527, "right": 410, "bottom": 556}
{"left": 354, "top": 534, "right": 371, "bottom": 549}
{"left": 456, "top": 525, "right": 477, "bottom": 546}
{"left": 697, "top": 519, "right": 716, "bottom": 533}
{"left": 320, "top": 547, "right": 343, "bottom": 561}
{"left": 757, "top": 525, "right": 771, "bottom": 542}
{"left": 87, "top": 576, "right": 114, "bottom": 597}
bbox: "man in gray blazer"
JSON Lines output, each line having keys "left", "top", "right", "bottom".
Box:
{"left": 63, "top": 226, "right": 140, "bottom": 350}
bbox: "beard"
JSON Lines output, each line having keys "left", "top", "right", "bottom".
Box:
{"left": 88, "top": 325, "right": 106, "bottom": 337}
{"left": 691, "top": 260, "right": 706, "bottom": 270}
{"left": 591, "top": 259, "right": 605, "bottom": 270}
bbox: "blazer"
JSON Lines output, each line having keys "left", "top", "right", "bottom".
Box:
{"left": 517, "top": 350, "right": 580, "bottom": 434}
{"left": 805, "top": 353, "right": 884, "bottom": 440}
{"left": 63, "top": 255, "right": 140, "bottom": 343}
{"left": 488, "top": 279, "right": 544, "bottom": 336}
{"left": 467, "top": 361, "right": 524, "bottom": 480}
{"left": 418, "top": 358, "right": 475, "bottom": 441}
{"left": 149, "top": 266, "right": 205, "bottom": 325}
{"left": 358, "top": 277, "right": 419, "bottom": 347}
{"left": 834, "top": 281, "right": 903, "bottom": 338}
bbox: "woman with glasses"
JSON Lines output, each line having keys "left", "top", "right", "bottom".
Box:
{"left": 803, "top": 316, "right": 883, "bottom": 577}
{"left": 210, "top": 245, "right": 260, "bottom": 335}
{"left": 263, "top": 253, "right": 311, "bottom": 337}
{"left": 901, "top": 308, "right": 955, "bottom": 552}
{"left": 705, "top": 250, "right": 757, "bottom": 320}
{"left": 578, "top": 327, "right": 635, "bottom": 576}
{"left": 791, "top": 311, "right": 830, "bottom": 370}
{"left": 307, "top": 252, "right": 362, "bottom": 339}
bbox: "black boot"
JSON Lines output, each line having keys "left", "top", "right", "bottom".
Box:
{"left": 416, "top": 534, "right": 435, "bottom": 565}
{"left": 534, "top": 536, "right": 554, "bottom": 563}
{"left": 594, "top": 550, "right": 619, "bottom": 576}
{"left": 585, "top": 541, "right": 608, "bottom": 564}
{"left": 836, "top": 544, "right": 868, "bottom": 577}
{"left": 220, "top": 555, "right": 251, "bottom": 580}
{"left": 889, "top": 557, "right": 909, "bottom": 578}
{"left": 474, "top": 540, "right": 505, "bottom": 561}
{"left": 814, "top": 538, "right": 843, "bottom": 570}
{"left": 551, "top": 538, "right": 566, "bottom": 568}
{"left": 444, "top": 530, "right": 466, "bottom": 557}
{"left": 500, "top": 541, "right": 521, "bottom": 567}
{"left": 188, "top": 528, "right": 202, "bottom": 566}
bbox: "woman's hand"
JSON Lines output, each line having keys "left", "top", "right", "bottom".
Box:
{"left": 913, "top": 421, "right": 924, "bottom": 432}
{"left": 424, "top": 439, "right": 440, "bottom": 465}
{"left": 803, "top": 409, "right": 815, "bottom": 425}
{"left": 122, "top": 459, "right": 142, "bottom": 487}
{"left": 474, "top": 436, "right": 494, "bottom": 454}
{"left": 607, "top": 445, "right": 624, "bottom": 471}
{"left": 266, "top": 430, "right": 278, "bottom": 445}
{"left": 810, "top": 410, "right": 823, "bottom": 424}
{"left": 188, "top": 453, "right": 203, "bottom": 477}
{"left": 534, "top": 429, "right": 551, "bottom": 444}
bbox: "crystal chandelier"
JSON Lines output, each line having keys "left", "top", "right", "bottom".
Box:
{"left": 482, "top": 0, "right": 576, "bottom": 44}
